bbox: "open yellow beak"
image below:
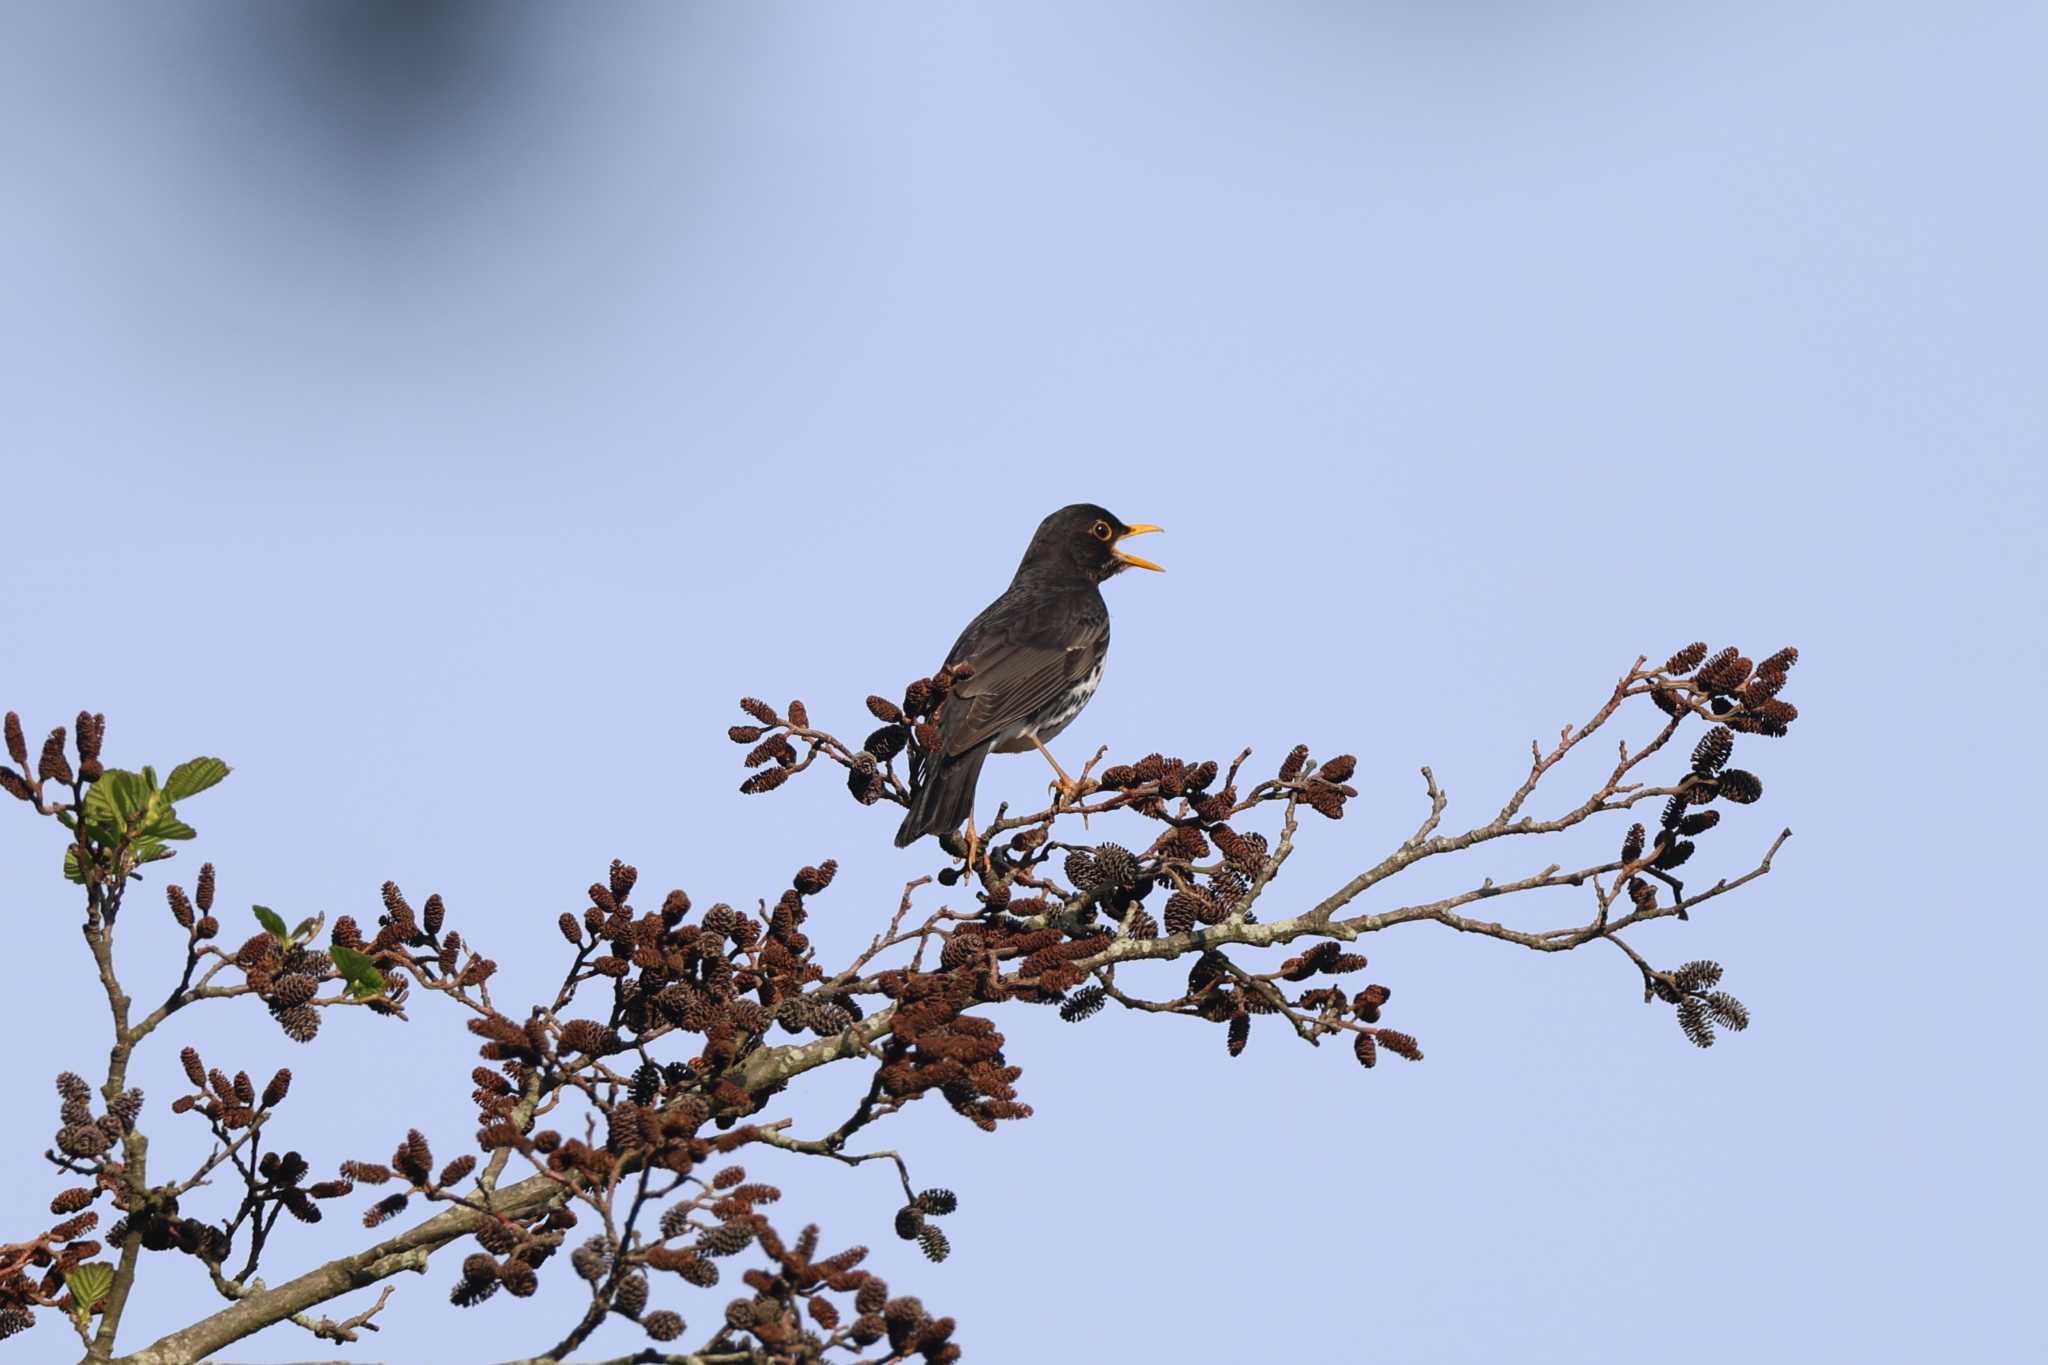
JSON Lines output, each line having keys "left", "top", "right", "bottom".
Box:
{"left": 1112, "top": 523, "right": 1165, "bottom": 572}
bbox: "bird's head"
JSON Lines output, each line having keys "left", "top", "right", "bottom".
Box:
{"left": 1019, "top": 503, "right": 1165, "bottom": 583}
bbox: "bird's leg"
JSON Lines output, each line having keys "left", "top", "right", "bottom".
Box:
{"left": 961, "top": 817, "right": 987, "bottom": 876}
{"left": 1029, "top": 736, "right": 1093, "bottom": 809}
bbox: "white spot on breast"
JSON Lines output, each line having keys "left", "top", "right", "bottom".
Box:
{"left": 1028, "top": 661, "right": 1103, "bottom": 744}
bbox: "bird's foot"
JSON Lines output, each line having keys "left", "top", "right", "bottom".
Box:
{"left": 960, "top": 818, "right": 992, "bottom": 877}
{"left": 1048, "top": 775, "right": 1098, "bottom": 809}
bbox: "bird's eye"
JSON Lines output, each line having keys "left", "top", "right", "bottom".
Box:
{"left": 1092, "top": 520, "right": 1113, "bottom": 541}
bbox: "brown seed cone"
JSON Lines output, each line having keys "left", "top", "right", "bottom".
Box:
{"left": 846, "top": 752, "right": 882, "bottom": 803}
{"left": 1741, "top": 669, "right": 1787, "bottom": 703}
{"left": 740, "top": 767, "right": 792, "bottom": 795}
{"left": 50, "top": 1187, "right": 94, "bottom": 1215}
{"left": 1718, "top": 769, "right": 1763, "bottom": 803}
{"left": 1059, "top": 986, "right": 1107, "bottom": 1022}
{"left": 262, "top": 1069, "right": 293, "bottom": 1108}
{"left": 1093, "top": 843, "right": 1139, "bottom": 887}
{"left": 1375, "top": 1028, "right": 1423, "bottom": 1061}
{"left": 48, "top": 1212, "right": 97, "bottom": 1242}
{"left": 1676, "top": 996, "right": 1715, "bottom": 1048}
{"left": 1304, "top": 780, "right": 1347, "bottom": 820}
{"left": 1063, "top": 850, "right": 1103, "bottom": 892}
{"left": 1661, "top": 642, "right": 1709, "bottom": 673}
{"left": 57, "top": 1123, "right": 109, "bottom": 1157}
{"left": 1660, "top": 793, "right": 1689, "bottom": 830}
{"left": 276, "top": 1003, "right": 320, "bottom": 1043}
{"left": 74, "top": 712, "right": 102, "bottom": 763}
{"left": 38, "top": 727, "right": 72, "bottom": 784}
{"left": 1698, "top": 650, "right": 1753, "bottom": 694}
{"left": 864, "top": 725, "right": 908, "bottom": 761}
{"left": 1155, "top": 825, "right": 1210, "bottom": 863}
{"left": 744, "top": 734, "right": 797, "bottom": 769}
{"left": 916, "top": 1224, "right": 950, "bottom": 1263}
{"left": 1653, "top": 839, "right": 1695, "bottom": 869}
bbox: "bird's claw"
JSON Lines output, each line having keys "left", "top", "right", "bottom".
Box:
{"left": 960, "top": 820, "right": 992, "bottom": 877}
{"left": 1048, "top": 776, "right": 1097, "bottom": 809}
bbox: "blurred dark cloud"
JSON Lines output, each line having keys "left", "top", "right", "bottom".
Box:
{"left": 241, "top": 1, "right": 533, "bottom": 127}
{"left": 123, "top": 3, "right": 725, "bottom": 203}
{"left": 169, "top": 2, "right": 571, "bottom": 181}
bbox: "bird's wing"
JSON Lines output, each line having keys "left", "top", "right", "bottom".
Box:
{"left": 938, "top": 612, "right": 1107, "bottom": 757}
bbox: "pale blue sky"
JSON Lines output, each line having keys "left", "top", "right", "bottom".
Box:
{"left": 2, "top": 4, "right": 2041, "bottom": 1361}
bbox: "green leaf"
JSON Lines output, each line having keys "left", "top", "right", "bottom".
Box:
{"left": 82, "top": 769, "right": 151, "bottom": 835}
{"left": 164, "top": 757, "right": 230, "bottom": 802}
{"left": 64, "top": 846, "right": 85, "bottom": 884}
{"left": 66, "top": 1262, "right": 114, "bottom": 1319}
{"left": 137, "top": 814, "right": 198, "bottom": 842}
{"left": 253, "top": 905, "right": 289, "bottom": 941}
{"left": 331, "top": 944, "right": 386, "bottom": 1000}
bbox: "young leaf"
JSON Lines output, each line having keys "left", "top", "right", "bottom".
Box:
{"left": 137, "top": 813, "right": 198, "bottom": 842}
{"left": 164, "top": 757, "right": 231, "bottom": 802}
{"left": 253, "top": 905, "right": 289, "bottom": 941}
{"left": 331, "top": 944, "right": 386, "bottom": 999}
{"left": 66, "top": 1262, "right": 114, "bottom": 1320}
{"left": 82, "top": 770, "right": 151, "bottom": 838}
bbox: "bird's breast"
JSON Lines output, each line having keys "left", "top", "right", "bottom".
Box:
{"left": 1025, "top": 660, "right": 1103, "bottom": 744}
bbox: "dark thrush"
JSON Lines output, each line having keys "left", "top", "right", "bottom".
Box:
{"left": 895, "top": 503, "right": 1163, "bottom": 851}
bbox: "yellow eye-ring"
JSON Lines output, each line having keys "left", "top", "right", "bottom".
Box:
{"left": 1092, "top": 520, "right": 1114, "bottom": 541}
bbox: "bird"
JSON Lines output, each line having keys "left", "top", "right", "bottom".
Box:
{"left": 895, "top": 503, "right": 1163, "bottom": 857}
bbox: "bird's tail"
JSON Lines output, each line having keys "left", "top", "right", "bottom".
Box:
{"left": 895, "top": 744, "right": 991, "bottom": 847}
